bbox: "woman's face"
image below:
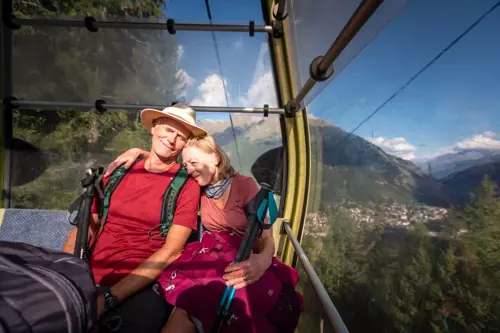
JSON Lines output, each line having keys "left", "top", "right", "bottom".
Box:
{"left": 182, "top": 146, "right": 219, "bottom": 186}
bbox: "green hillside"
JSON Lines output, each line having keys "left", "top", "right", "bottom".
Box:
{"left": 442, "top": 161, "right": 500, "bottom": 206}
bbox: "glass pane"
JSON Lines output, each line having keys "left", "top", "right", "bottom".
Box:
{"left": 198, "top": 114, "right": 282, "bottom": 178}
{"left": 295, "top": 257, "right": 338, "bottom": 333}
{"left": 10, "top": 0, "right": 282, "bottom": 210}
{"left": 12, "top": 109, "right": 282, "bottom": 210}
{"left": 287, "top": 0, "right": 410, "bottom": 107}
{"left": 303, "top": 0, "right": 500, "bottom": 332}
{"left": 12, "top": 27, "right": 276, "bottom": 107}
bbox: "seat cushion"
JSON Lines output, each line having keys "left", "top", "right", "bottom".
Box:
{"left": 0, "top": 209, "right": 73, "bottom": 251}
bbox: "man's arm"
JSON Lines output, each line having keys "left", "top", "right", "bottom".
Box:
{"left": 62, "top": 213, "right": 99, "bottom": 254}
{"left": 109, "top": 178, "right": 201, "bottom": 303}
{"left": 109, "top": 224, "right": 193, "bottom": 302}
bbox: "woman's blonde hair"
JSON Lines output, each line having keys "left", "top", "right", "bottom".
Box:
{"left": 185, "top": 135, "right": 235, "bottom": 179}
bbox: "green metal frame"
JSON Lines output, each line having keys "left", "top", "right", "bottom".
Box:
{"left": 263, "top": 0, "right": 312, "bottom": 266}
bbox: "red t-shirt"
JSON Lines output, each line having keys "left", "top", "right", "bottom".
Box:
{"left": 88, "top": 160, "right": 200, "bottom": 286}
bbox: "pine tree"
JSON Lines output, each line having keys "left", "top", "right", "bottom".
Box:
{"left": 441, "top": 176, "right": 500, "bottom": 332}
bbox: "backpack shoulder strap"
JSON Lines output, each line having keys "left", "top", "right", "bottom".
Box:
{"left": 88, "top": 158, "right": 143, "bottom": 257}
{"left": 99, "top": 157, "right": 143, "bottom": 225}
{"left": 159, "top": 166, "right": 189, "bottom": 237}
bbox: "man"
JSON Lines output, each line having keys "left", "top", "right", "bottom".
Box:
{"left": 62, "top": 103, "right": 207, "bottom": 332}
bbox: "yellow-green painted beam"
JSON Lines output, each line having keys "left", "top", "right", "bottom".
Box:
{"left": 264, "top": 0, "right": 312, "bottom": 267}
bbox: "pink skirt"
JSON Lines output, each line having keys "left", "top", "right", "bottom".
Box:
{"left": 157, "top": 230, "right": 303, "bottom": 333}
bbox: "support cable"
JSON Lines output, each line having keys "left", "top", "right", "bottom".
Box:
{"left": 331, "top": 0, "right": 500, "bottom": 151}
{"left": 204, "top": 0, "right": 243, "bottom": 170}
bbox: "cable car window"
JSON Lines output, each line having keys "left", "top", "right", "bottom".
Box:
{"left": 299, "top": 0, "right": 500, "bottom": 331}
{"left": 8, "top": 0, "right": 283, "bottom": 210}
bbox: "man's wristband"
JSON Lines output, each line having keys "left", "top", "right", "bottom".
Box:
{"left": 103, "top": 291, "right": 119, "bottom": 311}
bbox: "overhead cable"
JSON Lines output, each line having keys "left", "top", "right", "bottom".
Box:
{"left": 204, "top": 0, "right": 243, "bottom": 170}
{"left": 331, "top": 1, "right": 500, "bottom": 151}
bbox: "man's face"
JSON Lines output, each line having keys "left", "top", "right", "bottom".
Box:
{"left": 151, "top": 117, "right": 191, "bottom": 159}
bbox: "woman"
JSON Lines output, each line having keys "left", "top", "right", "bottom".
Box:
{"left": 105, "top": 136, "right": 303, "bottom": 333}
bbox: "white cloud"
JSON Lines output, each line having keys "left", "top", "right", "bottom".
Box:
{"left": 367, "top": 136, "right": 417, "bottom": 160}
{"left": 190, "top": 43, "right": 278, "bottom": 109}
{"left": 191, "top": 74, "right": 230, "bottom": 106}
{"left": 238, "top": 43, "right": 278, "bottom": 108}
{"left": 454, "top": 131, "right": 500, "bottom": 150}
{"left": 417, "top": 131, "right": 500, "bottom": 161}
{"left": 176, "top": 45, "right": 185, "bottom": 60}
{"left": 308, "top": 113, "right": 319, "bottom": 119}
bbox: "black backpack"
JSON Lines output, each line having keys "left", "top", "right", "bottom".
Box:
{"left": 0, "top": 241, "right": 97, "bottom": 333}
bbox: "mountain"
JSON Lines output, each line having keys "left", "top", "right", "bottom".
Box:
{"left": 204, "top": 116, "right": 451, "bottom": 211}
{"left": 442, "top": 161, "right": 500, "bottom": 206}
{"left": 308, "top": 119, "right": 450, "bottom": 208}
{"left": 415, "top": 149, "right": 500, "bottom": 180}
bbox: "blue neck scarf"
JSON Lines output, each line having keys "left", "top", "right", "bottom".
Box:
{"left": 204, "top": 176, "right": 232, "bottom": 199}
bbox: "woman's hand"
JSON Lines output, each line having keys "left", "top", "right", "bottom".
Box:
{"left": 223, "top": 253, "right": 272, "bottom": 289}
{"left": 103, "top": 148, "right": 149, "bottom": 177}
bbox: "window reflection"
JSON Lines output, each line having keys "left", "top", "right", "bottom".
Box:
{"left": 12, "top": 110, "right": 282, "bottom": 210}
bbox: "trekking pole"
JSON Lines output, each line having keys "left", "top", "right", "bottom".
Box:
{"left": 74, "top": 167, "right": 103, "bottom": 260}
{"left": 211, "top": 183, "right": 278, "bottom": 333}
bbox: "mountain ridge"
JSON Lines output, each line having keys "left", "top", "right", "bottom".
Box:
{"left": 206, "top": 116, "right": 452, "bottom": 209}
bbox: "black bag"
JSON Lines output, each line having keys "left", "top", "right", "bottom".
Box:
{"left": 0, "top": 241, "right": 97, "bottom": 333}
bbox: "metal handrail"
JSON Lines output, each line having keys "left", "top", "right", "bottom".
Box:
{"left": 290, "top": 0, "right": 383, "bottom": 108}
{"left": 6, "top": 17, "right": 272, "bottom": 34}
{"left": 281, "top": 221, "right": 349, "bottom": 333}
{"left": 8, "top": 99, "right": 285, "bottom": 115}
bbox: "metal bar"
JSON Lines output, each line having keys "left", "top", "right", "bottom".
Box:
{"left": 277, "top": 0, "right": 287, "bottom": 18}
{"left": 293, "top": 77, "right": 316, "bottom": 109}
{"left": 10, "top": 100, "right": 285, "bottom": 114}
{"left": 278, "top": 0, "right": 286, "bottom": 16}
{"left": 283, "top": 222, "right": 350, "bottom": 333}
{"left": 318, "top": 0, "right": 383, "bottom": 73}
{"left": 1, "top": 0, "right": 13, "bottom": 208}
{"left": 10, "top": 18, "right": 272, "bottom": 33}
{"left": 292, "top": 0, "right": 383, "bottom": 106}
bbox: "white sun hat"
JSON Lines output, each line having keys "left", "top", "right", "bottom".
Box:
{"left": 140, "top": 103, "right": 207, "bottom": 137}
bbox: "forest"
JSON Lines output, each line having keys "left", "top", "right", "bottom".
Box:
{"left": 298, "top": 176, "right": 500, "bottom": 333}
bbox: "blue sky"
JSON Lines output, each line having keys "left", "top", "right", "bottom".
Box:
{"left": 164, "top": 0, "right": 276, "bottom": 121}
{"left": 308, "top": 0, "right": 500, "bottom": 160}
{"left": 163, "top": 0, "right": 500, "bottom": 161}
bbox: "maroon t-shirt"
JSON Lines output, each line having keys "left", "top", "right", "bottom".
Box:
{"left": 89, "top": 160, "right": 200, "bottom": 286}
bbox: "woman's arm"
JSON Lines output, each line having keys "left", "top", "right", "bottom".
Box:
{"left": 222, "top": 177, "right": 276, "bottom": 289}
{"left": 222, "top": 230, "right": 275, "bottom": 289}
{"left": 256, "top": 227, "right": 275, "bottom": 262}
{"left": 103, "top": 148, "right": 150, "bottom": 177}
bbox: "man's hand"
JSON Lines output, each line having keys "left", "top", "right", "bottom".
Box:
{"left": 222, "top": 253, "right": 272, "bottom": 289}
